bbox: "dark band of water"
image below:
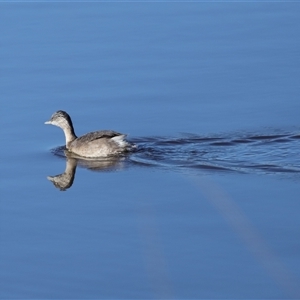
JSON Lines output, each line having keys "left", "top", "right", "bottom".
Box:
{"left": 129, "top": 131, "right": 300, "bottom": 176}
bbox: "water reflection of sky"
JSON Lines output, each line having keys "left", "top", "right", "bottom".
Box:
{"left": 1, "top": 3, "right": 300, "bottom": 299}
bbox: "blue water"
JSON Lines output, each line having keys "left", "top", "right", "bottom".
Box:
{"left": 1, "top": 2, "right": 300, "bottom": 299}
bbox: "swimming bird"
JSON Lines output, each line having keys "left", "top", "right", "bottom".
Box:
{"left": 45, "top": 110, "right": 133, "bottom": 158}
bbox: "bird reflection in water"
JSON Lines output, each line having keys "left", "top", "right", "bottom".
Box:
{"left": 47, "top": 150, "right": 127, "bottom": 191}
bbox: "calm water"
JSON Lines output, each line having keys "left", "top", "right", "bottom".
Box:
{"left": 1, "top": 2, "right": 300, "bottom": 299}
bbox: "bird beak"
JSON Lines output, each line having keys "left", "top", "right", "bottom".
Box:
{"left": 44, "top": 120, "right": 51, "bottom": 125}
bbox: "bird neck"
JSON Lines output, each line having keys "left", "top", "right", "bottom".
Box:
{"left": 60, "top": 119, "right": 77, "bottom": 147}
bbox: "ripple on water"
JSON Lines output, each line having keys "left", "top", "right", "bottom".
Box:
{"left": 130, "top": 131, "right": 300, "bottom": 177}
{"left": 49, "top": 131, "right": 300, "bottom": 178}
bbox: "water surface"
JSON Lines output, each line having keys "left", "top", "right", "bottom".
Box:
{"left": 1, "top": 2, "right": 300, "bottom": 299}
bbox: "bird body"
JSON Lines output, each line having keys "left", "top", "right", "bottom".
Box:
{"left": 45, "top": 110, "right": 132, "bottom": 158}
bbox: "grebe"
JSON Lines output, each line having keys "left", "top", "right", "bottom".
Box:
{"left": 45, "top": 110, "right": 133, "bottom": 158}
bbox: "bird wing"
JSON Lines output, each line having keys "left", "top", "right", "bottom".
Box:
{"left": 76, "top": 130, "right": 125, "bottom": 143}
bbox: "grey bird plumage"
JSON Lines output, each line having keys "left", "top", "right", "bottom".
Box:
{"left": 45, "top": 110, "right": 133, "bottom": 158}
